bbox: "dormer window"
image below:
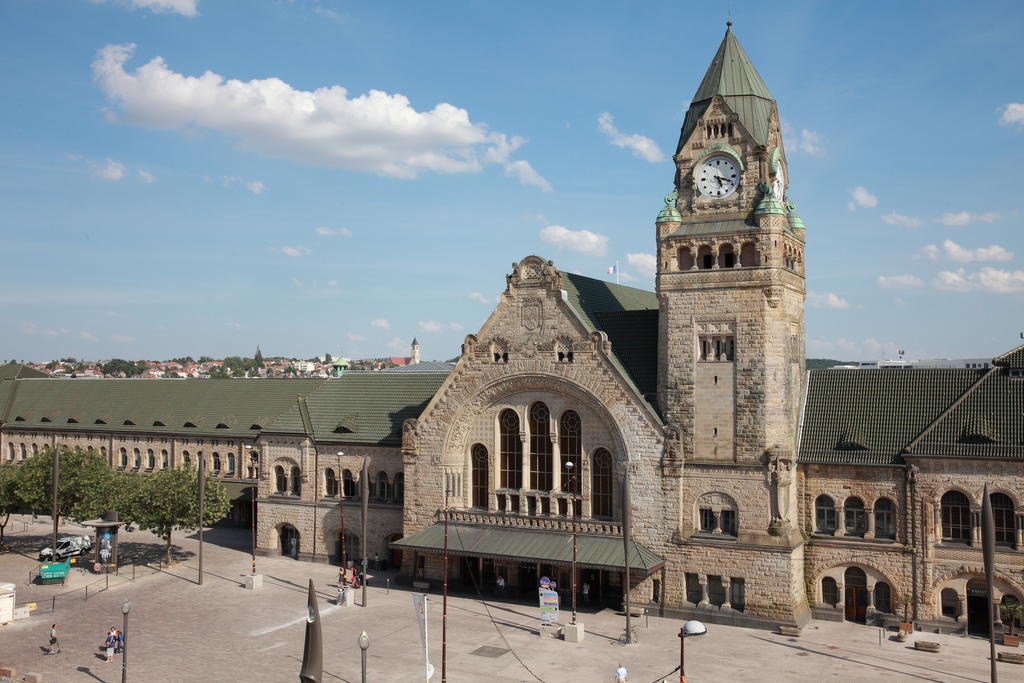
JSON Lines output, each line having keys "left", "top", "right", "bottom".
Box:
{"left": 556, "top": 337, "right": 574, "bottom": 363}
{"left": 491, "top": 338, "right": 510, "bottom": 364}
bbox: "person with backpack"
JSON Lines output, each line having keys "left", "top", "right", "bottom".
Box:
{"left": 104, "top": 630, "right": 116, "bottom": 662}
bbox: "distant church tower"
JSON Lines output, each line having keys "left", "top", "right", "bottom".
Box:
{"left": 410, "top": 338, "right": 420, "bottom": 365}
{"left": 655, "top": 23, "right": 807, "bottom": 531}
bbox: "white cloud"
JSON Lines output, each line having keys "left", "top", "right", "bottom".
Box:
{"left": 847, "top": 186, "right": 877, "bottom": 211}
{"left": 937, "top": 211, "right": 1000, "bottom": 226}
{"left": 370, "top": 318, "right": 390, "bottom": 329}
{"left": 110, "top": 334, "right": 136, "bottom": 343}
{"left": 625, "top": 253, "right": 657, "bottom": 279}
{"left": 539, "top": 225, "right": 608, "bottom": 258}
{"left": 291, "top": 278, "right": 304, "bottom": 288}
{"left": 468, "top": 292, "right": 493, "bottom": 304}
{"left": 418, "top": 320, "right": 444, "bottom": 333}
{"left": 272, "top": 245, "right": 312, "bottom": 257}
{"left": 876, "top": 274, "right": 923, "bottom": 289}
{"left": 999, "top": 103, "right": 1024, "bottom": 128}
{"left": 807, "top": 291, "right": 851, "bottom": 309}
{"left": 20, "top": 322, "right": 68, "bottom": 337}
{"left": 93, "top": 158, "right": 126, "bottom": 181}
{"left": 387, "top": 337, "right": 407, "bottom": 352}
{"left": 782, "top": 122, "right": 825, "bottom": 156}
{"left": 105, "top": 311, "right": 124, "bottom": 318}
{"left": 79, "top": 331, "right": 99, "bottom": 342}
{"left": 96, "top": 0, "right": 200, "bottom": 17}
{"left": 881, "top": 211, "right": 922, "bottom": 228}
{"left": 919, "top": 239, "right": 1013, "bottom": 263}
{"left": 325, "top": 280, "right": 337, "bottom": 287}
{"left": 448, "top": 322, "right": 464, "bottom": 331}
{"left": 223, "top": 176, "right": 265, "bottom": 194}
{"left": 346, "top": 332, "right": 365, "bottom": 342}
{"left": 617, "top": 271, "right": 638, "bottom": 283}
{"left": 92, "top": 43, "right": 546, "bottom": 187}
{"left": 932, "top": 267, "right": 1024, "bottom": 294}
{"left": 137, "top": 169, "right": 156, "bottom": 183}
{"left": 314, "top": 226, "right": 352, "bottom": 236}
{"left": 596, "top": 113, "right": 664, "bottom": 163}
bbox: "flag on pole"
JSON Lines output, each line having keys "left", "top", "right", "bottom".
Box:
{"left": 412, "top": 593, "right": 434, "bottom": 680}
{"left": 606, "top": 264, "right": 617, "bottom": 274}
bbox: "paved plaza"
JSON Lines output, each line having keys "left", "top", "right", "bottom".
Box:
{"left": 0, "top": 516, "right": 1015, "bottom": 682}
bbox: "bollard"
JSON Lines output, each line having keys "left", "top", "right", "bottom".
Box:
{"left": 386, "top": 578, "right": 390, "bottom": 596}
{"left": 132, "top": 563, "right": 136, "bottom": 581}
{"left": 51, "top": 596, "right": 55, "bottom": 612}
{"left": 85, "top": 586, "right": 89, "bottom": 601}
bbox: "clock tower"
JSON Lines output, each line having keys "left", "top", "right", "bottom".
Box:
{"left": 656, "top": 23, "right": 807, "bottom": 539}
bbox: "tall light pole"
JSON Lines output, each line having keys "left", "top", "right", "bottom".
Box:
{"left": 678, "top": 619, "right": 707, "bottom": 683}
{"left": 442, "top": 478, "right": 450, "bottom": 683}
{"left": 361, "top": 455, "right": 368, "bottom": 607}
{"left": 336, "top": 451, "right": 346, "bottom": 570}
{"left": 245, "top": 445, "right": 259, "bottom": 576}
{"left": 120, "top": 600, "right": 131, "bottom": 683}
{"left": 197, "top": 450, "right": 205, "bottom": 586}
{"left": 621, "top": 469, "right": 633, "bottom": 645}
{"left": 565, "top": 461, "right": 579, "bottom": 626}
{"left": 51, "top": 446, "right": 59, "bottom": 564}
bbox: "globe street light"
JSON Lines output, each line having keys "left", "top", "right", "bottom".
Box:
{"left": 120, "top": 599, "right": 131, "bottom": 683}
{"left": 678, "top": 619, "right": 707, "bottom": 683}
{"left": 358, "top": 630, "right": 370, "bottom": 683}
{"left": 244, "top": 445, "right": 259, "bottom": 577}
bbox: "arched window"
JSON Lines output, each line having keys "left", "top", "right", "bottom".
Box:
{"left": 290, "top": 466, "right": 301, "bottom": 496}
{"left": 394, "top": 472, "right": 405, "bottom": 504}
{"left": 844, "top": 497, "right": 866, "bottom": 537}
{"left": 739, "top": 242, "right": 756, "bottom": 267}
{"left": 941, "top": 491, "right": 972, "bottom": 544}
{"left": 325, "top": 468, "right": 338, "bottom": 497}
{"left": 182, "top": 450, "right": 191, "bottom": 467}
{"left": 499, "top": 410, "right": 522, "bottom": 489}
{"left": 696, "top": 492, "right": 738, "bottom": 536}
{"left": 365, "top": 473, "right": 376, "bottom": 501}
{"left": 874, "top": 582, "right": 892, "bottom": 613}
{"left": 377, "top": 472, "right": 390, "bottom": 502}
{"left": 226, "top": 453, "right": 235, "bottom": 475}
{"left": 147, "top": 449, "right": 155, "bottom": 470}
{"left": 101, "top": 446, "right": 107, "bottom": 459}
{"left": 559, "top": 411, "right": 582, "bottom": 508}
{"left": 32, "top": 443, "right": 38, "bottom": 455}
{"left": 212, "top": 452, "right": 221, "bottom": 474}
{"left": 275, "top": 465, "right": 286, "bottom": 493}
{"left": 992, "top": 493, "right": 1016, "bottom": 548}
{"left": 874, "top": 498, "right": 896, "bottom": 539}
{"left": 821, "top": 577, "right": 839, "bottom": 607}
{"left": 529, "top": 403, "right": 553, "bottom": 492}
{"left": 19, "top": 443, "right": 26, "bottom": 460}
{"left": 119, "top": 447, "right": 127, "bottom": 468}
{"left": 677, "top": 246, "right": 694, "bottom": 271}
{"left": 940, "top": 588, "right": 959, "bottom": 619}
{"left": 717, "top": 243, "right": 735, "bottom": 268}
{"left": 591, "top": 448, "right": 613, "bottom": 518}
{"left": 815, "top": 495, "right": 837, "bottom": 535}
{"left": 6, "top": 443, "right": 13, "bottom": 461}
{"left": 697, "top": 245, "right": 713, "bottom": 269}
{"left": 161, "top": 449, "right": 169, "bottom": 469}
{"left": 343, "top": 469, "right": 355, "bottom": 497}
{"left": 471, "top": 444, "right": 488, "bottom": 509}
{"left": 133, "top": 448, "right": 141, "bottom": 468}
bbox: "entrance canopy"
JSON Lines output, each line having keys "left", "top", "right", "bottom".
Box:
{"left": 392, "top": 524, "right": 664, "bottom": 573}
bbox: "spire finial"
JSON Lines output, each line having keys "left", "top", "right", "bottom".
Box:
{"left": 726, "top": 9, "right": 732, "bottom": 30}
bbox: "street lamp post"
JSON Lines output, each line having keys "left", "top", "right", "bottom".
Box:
{"left": 361, "top": 455, "right": 369, "bottom": 608}
{"left": 120, "top": 599, "right": 131, "bottom": 683}
{"left": 336, "top": 451, "right": 346, "bottom": 571}
{"left": 565, "top": 461, "right": 579, "bottom": 626}
{"left": 442, "top": 479, "right": 451, "bottom": 683}
{"left": 197, "top": 451, "right": 205, "bottom": 586}
{"left": 358, "top": 630, "right": 369, "bottom": 683}
{"left": 245, "top": 445, "right": 259, "bottom": 577}
{"left": 678, "top": 619, "right": 707, "bottom": 683}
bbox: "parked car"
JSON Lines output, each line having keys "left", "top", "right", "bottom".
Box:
{"left": 39, "top": 535, "right": 93, "bottom": 561}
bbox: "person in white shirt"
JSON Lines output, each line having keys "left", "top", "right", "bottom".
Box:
{"left": 615, "top": 664, "right": 628, "bottom": 681}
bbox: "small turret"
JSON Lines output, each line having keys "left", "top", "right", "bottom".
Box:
{"left": 411, "top": 338, "right": 420, "bottom": 365}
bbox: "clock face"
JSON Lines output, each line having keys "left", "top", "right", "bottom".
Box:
{"left": 696, "top": 156, "right": 740, "bottom": 199}
{"left": 773, "top": 165, "right": 786, "bottom": 202}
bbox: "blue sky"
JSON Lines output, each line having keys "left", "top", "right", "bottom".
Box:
{"left": 1, "top": 0, "right": 1022, "bottom": 363}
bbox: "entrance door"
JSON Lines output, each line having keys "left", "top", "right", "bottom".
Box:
{"left": 967, "top": 579, "right": 991, "bottom": 636}
{"left": 280, "top": 525, "right": 299, "bottom": 559}
{"left": 844, "top": 567, "right": 868, "bottom": 624}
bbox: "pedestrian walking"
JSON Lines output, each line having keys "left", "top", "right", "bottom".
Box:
{"left": 614, "top": 663, "right": 628, "bottom": 682}
{"left": 104, "top": 631, "right": 116, "bottom": 662}
{"left": 116, "top": 628, "right": 124, "bottom": 655}
{"left": 46, "top": 623, "right": 60, "bottom": 654}
{"left": 496, "top": 574, "right": 505, "bottom": 595}
{"left": 374, "top": 551, "right": 380, "bottom": 570}
{"left": 582, "top": 581, "right": 590, "bottom": 606}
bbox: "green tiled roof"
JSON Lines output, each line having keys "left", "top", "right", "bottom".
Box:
{"left": 0, "top": 363, "right": 49, "bottom": 380}
{"left": 677, "top": 25, "right": 776, "bottom": 150}
{"left": 264, "top": 372, "right": 448, "bottom": 445}
{"left": 669, "top": 218, "right": 757, "bottom": 237}
{"left": 392, "top": 523, "right": 664, "bottom": 572}
{"left": 799, "top": 369, "right": 984, "bottom": 465}
{"left": 0, "top": 378, "right": 326, "bottom": 437}
{"left": 561, "top": 273, "right": 660, "bottom": 405}
{"left": 910, "top": 369, "right": 1024, "bottom": 460}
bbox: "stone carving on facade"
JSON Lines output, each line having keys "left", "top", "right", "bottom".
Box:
{"left": 661, "top": 424, "right": 683, "bottom": 478}
{"left": 401, "top": 418, "right": 418, "bottom": 456}
{"left": 521, "top": 298, "right": 542, "bottom": 332}
{"left": 766, "top": 446, "right": 794, "bottom": 534}
{"left": 506, "top": 255, "right": 563, "bottom": 292}
{"left": 764, "top": 286, "right": 782, "bottom": 308}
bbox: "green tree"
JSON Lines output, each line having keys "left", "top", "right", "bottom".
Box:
{"left": 16, "top": 446, "right": 117, "bottom": 530}
{"left": 122, "top": 466, "right": 229, "bottom": 564}
{"left": 101, "top": 358, "right": 147, "bottom": 377}
{"left": 0, "top": 466, "right": 25, "bottom": 548}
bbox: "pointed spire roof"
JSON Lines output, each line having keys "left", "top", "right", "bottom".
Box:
{"left": 411, "top": 338, "right": 419, "bottom": 346}
{"left": 677, "top": 23, "right": 776, "bottom": 151}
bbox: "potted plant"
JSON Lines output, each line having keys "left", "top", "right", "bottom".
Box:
{"left": 1001, "top": 602, "right": 1022, "bottom": 647}
{"left": 898, "top": 593, "right": 915, "bottom": 635}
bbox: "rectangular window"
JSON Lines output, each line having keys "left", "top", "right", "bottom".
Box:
{"left": 816, "top": 506, "right": 836, "bottom": 534}
{"left": 720, "top": 510, "right": 737, "bottom": 536}
{"left": 730, "top": 578, "right": 745, "bottom": 612}
{"left": 685, "top": 573, "right": 702, "bottom": 605}
{"left": 707, "top": 575, "right": 725, "bottom": 607}
{"left": 699, "top": 508, "right": 715, "bottom": 533}
{"left": 497, "top": 493, "right": 507, "bottom": 513}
